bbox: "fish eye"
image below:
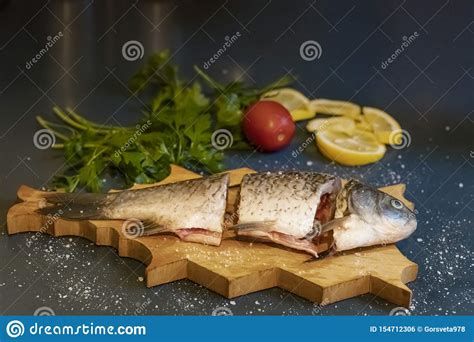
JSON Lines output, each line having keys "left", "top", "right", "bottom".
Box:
{"left": 391, "top": 199, "right": 403, "bottom": 209}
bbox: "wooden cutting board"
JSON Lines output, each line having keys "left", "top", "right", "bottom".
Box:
{"left": 7, "top": 165, "right": 418, "bottom": 307}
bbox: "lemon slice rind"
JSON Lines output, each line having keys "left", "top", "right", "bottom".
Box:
{"left": 310, "top": 99, "right": 361, "bottom": 118}
{"left": 316, "top": 128, "right": 386, "bottom": 166}
{"left": 362, "top": 107, "right": 401, "bottom": 144}
{"left": 262, "top": 88, "right": 315, "bottom": 121}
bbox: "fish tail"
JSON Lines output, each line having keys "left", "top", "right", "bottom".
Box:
{"left": 35, "top": 192, "right": 113, "bottom": 220}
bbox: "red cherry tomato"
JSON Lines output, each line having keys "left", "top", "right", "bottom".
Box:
{"left": 242, "top": 100, "right": 295, "bottom": 152}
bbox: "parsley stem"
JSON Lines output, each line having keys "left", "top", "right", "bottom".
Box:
{"left": 65, "top": 108, "right": 129, "bottom": 131}
{"left": 194, "top": 66, "right": 225, "bottom": 92}
{"left": 36, "top": 116, "right": 69, "bottom": 141}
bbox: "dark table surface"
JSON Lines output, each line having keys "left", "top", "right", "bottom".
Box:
{"left": 0, "top": 0, "right": 472, "bottom": 316}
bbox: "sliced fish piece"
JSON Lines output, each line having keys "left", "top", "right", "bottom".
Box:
{"left": 36, "top": 174, "right": 230, "bottom": 246}
{"left": 234, "top": 172, "right": 342, "bottom": 257}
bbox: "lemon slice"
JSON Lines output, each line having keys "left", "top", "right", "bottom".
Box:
{"left": 362, "top": 107, "right": 401, "bottom": 144}
{"left": 354, "top": 115, "right": 373, "bottom": 132}
{"left": 289, "top": 108, "right": 315, "bottom": 121}
{"left": 316, "top": 128, "right": 386, "bottom": 166}
{"left": 310, "top": 99, "right": 360, "bottom": 118}
{"left": 306, "top": 117, "right": 355, "bottom": 133}
{"left": 262, "top": 88, "right": 314, "bottom": 121}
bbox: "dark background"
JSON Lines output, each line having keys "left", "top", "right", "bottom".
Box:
{"left": 0, "top": 0, "right": 472, "bottom": 315}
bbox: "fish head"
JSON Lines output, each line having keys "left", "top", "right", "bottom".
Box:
{"left": 348, "top": 181, "right": 417, "bottom": 232}
{"left": 331, "top": 180, "right": 417, "bottom": 251}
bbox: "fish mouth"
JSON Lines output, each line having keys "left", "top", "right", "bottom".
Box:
{"left": 175, "top": 228, "right": 222, "bottom": 246}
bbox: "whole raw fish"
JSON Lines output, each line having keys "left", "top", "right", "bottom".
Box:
{"left": 36, "top": 171, "right": 417, "bottom": 257}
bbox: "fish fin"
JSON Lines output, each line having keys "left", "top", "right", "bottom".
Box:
{"left": 229, "top": 221, "right": 277, "bottom": 232}
{"left": 320, "top": 216, "right": 353, "bottom": 233}
{"left": 125, "top": 220, "right": 170, "bottom": 237}
{"left": 35, "top": 192, "right": 112, "bottom": 220}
